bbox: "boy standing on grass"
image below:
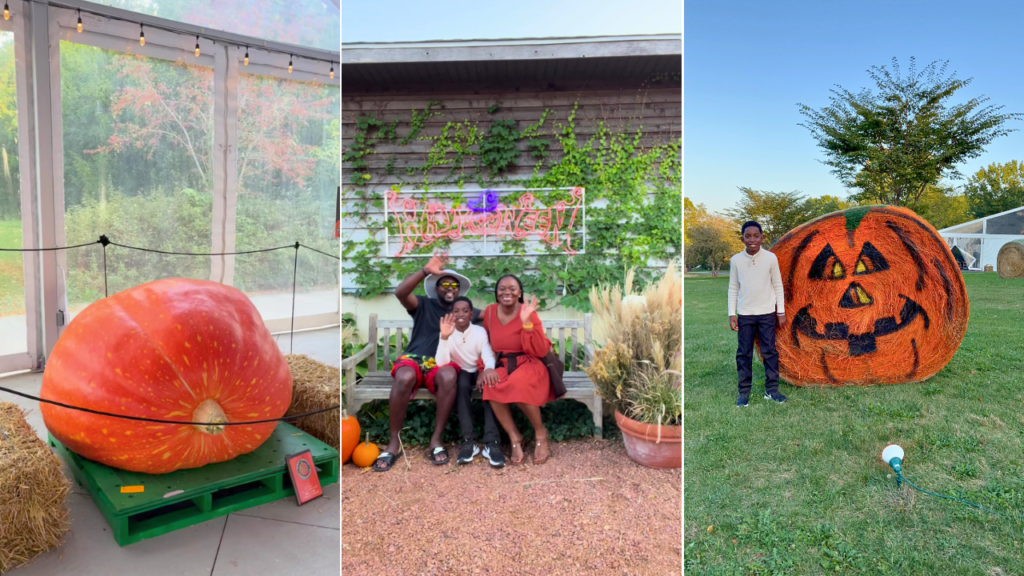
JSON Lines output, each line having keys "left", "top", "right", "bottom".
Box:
{"left": 728, "top": 220, "right": 788, "bottom": 406}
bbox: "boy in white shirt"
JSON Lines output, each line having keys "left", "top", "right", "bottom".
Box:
{"left": 728, "top": 221, "right": 788, "bottom": 406}
{"left": 436, "top": 296, "right": 504, "bottom": 467}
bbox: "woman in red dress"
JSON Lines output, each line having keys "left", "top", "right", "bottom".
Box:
{"left": 481, "top": 275, "right": 552, "bottom": 464}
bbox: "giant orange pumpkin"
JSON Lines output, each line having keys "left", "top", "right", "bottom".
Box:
{"left": 770, "top": 206, "right": 968, "bottom": 386}
{"left": 40, "top": 278, "right": 293, "bottom": 474}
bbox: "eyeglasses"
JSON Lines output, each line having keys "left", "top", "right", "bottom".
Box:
{"left": 439, "top": 282, "right": 460, "bottom": 290}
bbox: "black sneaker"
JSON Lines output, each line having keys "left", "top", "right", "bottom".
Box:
{"left": 764, "top": 391, "right": 788, "bottom": 403}
{"left": 481, "top": 441, "right": 506, "bottom": 468}
{"left": 736, "top": 393, "right": 750, "bottom": 407}
{"left": 457, "top": 440, "right": 479, "bottom": 464}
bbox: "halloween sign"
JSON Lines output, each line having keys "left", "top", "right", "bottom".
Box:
{"left": 770, "top": 206, "right": 969, "bottom": 386}
{"left": 384, "top": 187, "right": 585, "bottom": 257}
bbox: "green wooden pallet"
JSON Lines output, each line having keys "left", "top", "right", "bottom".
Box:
{"left": 49, "top": 421, "right": 339, "bottom": 546}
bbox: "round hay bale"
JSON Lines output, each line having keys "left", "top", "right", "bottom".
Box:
{"left": 997, "top": 240, "right": 1024, "bottom": 278}
{"left": 769, "top": 206, "right": 969, "bottom": 386}
{"left": 285, "top": 355, "right": 340, "bottom": 450}
{"left": 0, "top": 402, "right": 71, "bottom": 573}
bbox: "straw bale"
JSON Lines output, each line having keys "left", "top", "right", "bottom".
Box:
{"left": 997, "top": 240, "right": 1024, "bottom": 279}
{"left": 285, "top": 355, "right": 340, "bottom": 450}
{"left": 769, "top": 206, "right": 969, "bottom": 386}
{"left": 0, "top": 402, "right": 72, "bottom": 573}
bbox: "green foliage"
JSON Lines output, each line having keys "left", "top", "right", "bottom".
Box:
{"left": 798, "top": 57, "right": 1022, "bottom": 207}
{"left": 355, "top": 398, "right": 600, "bottom": 446}
{"left": 910, "top": 185, "right": 972, "bottom": 230}
{"left": 478, "top": 119, "right": 521, "bottom": 175}
{"left": 64, "top": 188, "right": 337, "bottom": 306}
{"left": 726, "top": 188, "right": 814, "bottom": 246}
{"left": 962, "top": 160, "right": 1024, "bottom": 219}
{"left": 342, "top": 97, "right": 681, "bottom": 309}
{"left": 399, "top": 101, "right": 440, "bottom": 146}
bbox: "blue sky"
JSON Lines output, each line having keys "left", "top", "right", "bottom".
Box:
{"left": 685, "top": 0, "right": 1024, "bottom": 213}
{"left": 342, "top": 0, "right": 681, "bottom": 42}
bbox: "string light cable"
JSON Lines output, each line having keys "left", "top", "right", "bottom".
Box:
{"left": 39, "top": 1, "right": 337, "bottom": 78}
{"left": 882, "top": 445, "right": 1024, "bottom": 521}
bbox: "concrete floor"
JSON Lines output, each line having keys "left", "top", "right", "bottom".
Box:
{"left": 1, "top": 327, "right": 340, "bottom": 576}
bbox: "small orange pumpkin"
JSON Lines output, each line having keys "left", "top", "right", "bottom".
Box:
{"left": 351, "top": 433, "right": 380, "bottom": 468}
{"left": 340, "top": 413, "right": 360, "bottom": 464}
{"left": 770, "top": 206, "right": 968, "bottom": 386}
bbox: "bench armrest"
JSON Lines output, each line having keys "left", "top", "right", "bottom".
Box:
{"left": 341, "top": 344, "right": 376, "bottom": 387}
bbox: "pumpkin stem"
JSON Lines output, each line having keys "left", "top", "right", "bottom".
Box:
{"left": 193, "top": 399, "right": 227, "bottom": 435}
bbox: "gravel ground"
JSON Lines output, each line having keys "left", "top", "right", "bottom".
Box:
{"left": 341, "top": 438, "right": 681, "bottom": 575}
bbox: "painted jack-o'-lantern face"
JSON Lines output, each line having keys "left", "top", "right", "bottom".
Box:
{"left": 771, "top": 206, "right": 969, "bottom": 386}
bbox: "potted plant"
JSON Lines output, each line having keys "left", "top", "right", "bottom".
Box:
{"left": 586, "top": 262, "right": 682, "bottom": 469}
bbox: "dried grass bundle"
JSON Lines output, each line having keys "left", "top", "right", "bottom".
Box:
{"left": 285, "top": 355, "right": 341, "bottom": 450}
{"left": 997, "top": 240, "right": 1024, "bottom": 279}
{"left": 586, "top": 262, "right": 682, "bottom": 424}
{"left": 0, "top": 402, "right": 71, "bottom": 573}
{"left": 771, "top": 206, "right": 968, "bottom": 386}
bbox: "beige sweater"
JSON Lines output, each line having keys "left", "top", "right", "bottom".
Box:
{"left": 727, "top": 248, "right": 785, "bottom": 316}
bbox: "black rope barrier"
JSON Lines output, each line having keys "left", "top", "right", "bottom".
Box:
{"left": 0, "top": 234, "right": 342, "bottom": 423}
{"left": 0, "top": 385, "right": 339, "bottom": 426}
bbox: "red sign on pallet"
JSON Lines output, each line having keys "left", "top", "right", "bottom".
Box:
{"left": 285, "top": 450, "right": 323, "bottom": 505}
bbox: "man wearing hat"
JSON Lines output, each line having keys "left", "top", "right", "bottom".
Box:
{"left": 373, "top": 252, "right": 501, "bottom": 471}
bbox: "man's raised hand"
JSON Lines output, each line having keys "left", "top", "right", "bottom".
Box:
{"left": 440, "top": 314, "right": 456, "bottom": 339}
{"left": 424, "top": 251, "right": 450, "bottom": 276}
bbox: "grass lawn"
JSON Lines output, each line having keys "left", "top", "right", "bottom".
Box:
{"left": 0, "top": 220, "right": 25, "bottom": 316}
{"left": 685, "top": 273, "right": 1024, "bottom": 575}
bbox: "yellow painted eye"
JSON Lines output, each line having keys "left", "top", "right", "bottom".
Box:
{"left": 856, "top": 286, "right": 871, "bottom": 304}
{"left": 855, "top": 259, "right": 867, "bottom": 274}
{"left": 832, "top": 261, "right": 844, "bottom": 278}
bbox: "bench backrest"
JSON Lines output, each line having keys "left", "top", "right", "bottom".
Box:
{"left": 365, "top": 313, "right": 593, "bottom": 372}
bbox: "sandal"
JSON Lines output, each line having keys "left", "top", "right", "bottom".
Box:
{"left": 533, "top": 436, "right": 550, "bottom": 465}
{"left": 509, "top": 440, "right": 525, "bottom": 465}
{"left": 429, "top": 446, "right": 450, "bottom": 466}
{"left": 372, "top": 450, "right": 404, "bottom": 472}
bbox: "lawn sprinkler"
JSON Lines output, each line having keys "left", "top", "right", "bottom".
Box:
{"left": 880, "top": 443, "right": 1024, "bottom": 520}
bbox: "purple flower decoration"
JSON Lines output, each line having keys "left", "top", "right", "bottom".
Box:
{"left": 467, "top": 189, "right": 500, "bottom": 212}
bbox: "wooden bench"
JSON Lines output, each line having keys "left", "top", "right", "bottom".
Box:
{"left": 342, "top": 313, "right": 602, "bottom": 438}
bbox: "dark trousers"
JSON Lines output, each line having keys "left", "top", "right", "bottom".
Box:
{"left": 456, "top": 369, "right": 500, "bottom": 444}
{"left": 736, "top": 313, "right": 780, "bottom": 395}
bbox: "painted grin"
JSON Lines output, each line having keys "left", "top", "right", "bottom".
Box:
{"left": 791, "top": 295, "right": 930, "bottom": 357}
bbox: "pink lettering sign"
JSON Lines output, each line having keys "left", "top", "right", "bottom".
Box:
{"left": 385, "top": 187, "right": 585, "bottom": 257}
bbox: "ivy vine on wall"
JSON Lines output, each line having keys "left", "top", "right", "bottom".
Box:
{"left": 342, "top": 98, "right": 681, "bottom": 311}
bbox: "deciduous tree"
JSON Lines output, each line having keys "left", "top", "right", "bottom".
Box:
{"left": 798, "top": 58, "right": 1020, "bottom": 206}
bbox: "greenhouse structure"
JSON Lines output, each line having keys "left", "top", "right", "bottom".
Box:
{"left": 938, "top": 206, "right": 1024, "bottom": 272}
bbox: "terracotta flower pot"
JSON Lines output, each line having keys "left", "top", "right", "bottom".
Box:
{"left": 615, "top": 410, "right": 681, "bottom": 469}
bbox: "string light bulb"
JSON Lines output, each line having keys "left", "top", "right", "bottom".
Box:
{"left": 329, "top": 62, "right": 334, "bottom": 79}
{"left": 194, "top": 35, "right": 200, "bottom": 57}
{"left": 243, "top": 47, "right": 249, "bottom": 66}
{"left": 288, "top": 55, "right": 293, "bottom": 74}
{"left": 3, "top": 3, "right": 9, "bottom": 21}
{"left": 77, "top": 9, "right": 83, "bottom": 32}
{"left": 139, "top": 23, "right": 145, "bottom": 46}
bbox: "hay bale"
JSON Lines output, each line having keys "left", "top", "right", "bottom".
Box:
{"left": 285, "top": 355, "right": 340, "bottom": 450}
{"left": 770, "top": 206, "right": 969, "bottom": 386}
{"left": 984, "top": 264, "right": 994, "bottom": 273}
{"left": 0, "top": 402, "right": 71, "bottom": 573}
{"left": 997, "top": 240, "right": 1024, "bottom": 278}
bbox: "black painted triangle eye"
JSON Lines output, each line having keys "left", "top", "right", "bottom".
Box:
{"left": 853, "top": 242, "right": 890, "bottom": 275}
{"left": 808, "top": 244, "right": 845, "bottom": 280}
